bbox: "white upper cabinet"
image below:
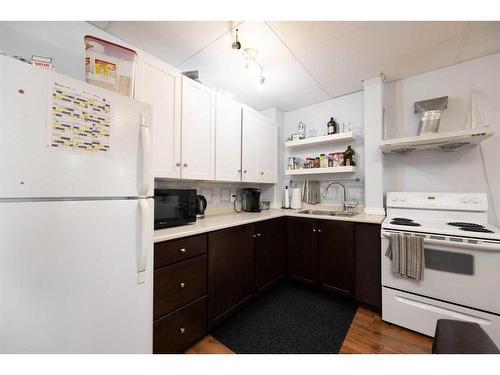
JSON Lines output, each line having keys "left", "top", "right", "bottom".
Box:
{"left": 258, "top": 118, "right": 277, "bottom": 183}
{"left": 241, "top": 107, "right": 261, "bottom": 183}
{"left": 215, "top": 94, "right": 242, "bottom": 182}
{"left": 138, "top": 57, "right": 181, "bottom": 179}
{"left": 181, "top": 76, "right": 216, "bottom": 181}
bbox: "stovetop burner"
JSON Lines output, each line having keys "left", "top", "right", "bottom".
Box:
{"left": 459, "top": 227, "right": 494, "bottom": 233}
{"left": 390, "top": 218, "right": 421, "bottom": 226}
{"left": 447, "top": 222, "right": 485, "bottom": 228}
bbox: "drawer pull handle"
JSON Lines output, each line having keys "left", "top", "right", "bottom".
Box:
{"left": 179, "top": 282, "right": 186, "bottom": 289}
{"left": 179, "top": 248, "right": 186, "bottom": 254}
{"left": 257, "top": 233, "right": 261, "bottom": 237}
{"left": 180, "top": 327, "right": 186, "bottom": 334}
{"left": 312, "top": 228, "right": 316, "bottom": 232}
{"left": 252, "top": 234, "right": 257, "bottom": 238}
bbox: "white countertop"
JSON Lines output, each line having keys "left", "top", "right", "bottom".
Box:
{"left": 154, "top": 208, "right": 385, "bottom": 243}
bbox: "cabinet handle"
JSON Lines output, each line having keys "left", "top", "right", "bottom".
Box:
{"left": 180, "top": 327, "right": 186, "bottom": 334}
{"left": 312, "top": 228, "right": 316, "bottom": 232}
{"left": 179, "top": 248, "right": 186, "bottom": 254}
{"left": 176, "top": 162, "right": 181, "bottom": 167}
{"left": 243, "top": 170, "right": 247, "bottom": 173}
{"left": 252, "top": 234, "right": 257, "bottom": 238}
{"left": 179, "top": 282, "right": 186, "bottom": 289}
{"left": 237, "top": 169, "right": 242, "bottom": 173}
{"left": 317, "top": 229, "right": 322, "bottom": 233}
{"left": 257, "top": 233, "right": 261, "bottom": 237}
{"left": 183, "top": 163, "right": 188, "bottom": 167}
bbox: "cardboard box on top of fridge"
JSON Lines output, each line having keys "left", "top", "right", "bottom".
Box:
{"left": 84, "top": 35, "right": 137, "bottom": 97}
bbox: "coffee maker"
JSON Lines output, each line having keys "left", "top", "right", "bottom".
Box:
{"left": 241, "top": 188, "right": 261, "bottom": 212}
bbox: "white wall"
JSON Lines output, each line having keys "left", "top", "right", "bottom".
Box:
{"left": 283, "top": 92, "right": 365, "bottom": 207}
{"left": 363, "top": 76, "right": 385, "bottom": 215}
{"left": 260, "top": 107, "right": 285, "bottom": 208}
{"left": 384, "top": 52, "right": 500, "bottom": 225}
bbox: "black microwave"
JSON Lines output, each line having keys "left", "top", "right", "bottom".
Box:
{"left": 154, "top": 189, "right": 197, "bottom": 230}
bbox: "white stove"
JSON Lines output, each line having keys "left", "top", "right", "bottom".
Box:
{"left": 381, "top": 192, "right": 500, "bottom": 346}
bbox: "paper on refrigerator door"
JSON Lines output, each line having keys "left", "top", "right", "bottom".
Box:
{"left": 48, "top": 81, "right": 111, "bottom": 154}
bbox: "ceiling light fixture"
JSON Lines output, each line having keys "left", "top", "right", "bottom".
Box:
{"left": 231, "top": 28, "right": 241, "bottom": 50}
{"left": 232, "top": 29, "right": 265, "bottom": 89}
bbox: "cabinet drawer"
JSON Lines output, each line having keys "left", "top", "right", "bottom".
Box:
{"left": 154, "top": 255, "right": 207, "bottom": 320}
{"left": 153, "top": 296, "right": 207, "bottom": 354}
{"left": 154, "top": 234, "right": 207, "bottom": 268}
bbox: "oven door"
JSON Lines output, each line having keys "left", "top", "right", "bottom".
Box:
{"left": 154, "top": 190, "right": 196, "bottom": 229}
{"left": 381, "top": 230, "right": 500, "bottom": 314}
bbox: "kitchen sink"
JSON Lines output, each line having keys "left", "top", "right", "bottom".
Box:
{"left": 296, "top": 209, "right": 358, "bottom": 217}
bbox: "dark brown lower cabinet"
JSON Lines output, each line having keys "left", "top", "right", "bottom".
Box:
{"left": 287, "top": 217, "right": 317, "bottom": 285}
{"left": 255, "top": 218, "right": 286, "bottom": 292}
{"left": 286, "top": 217, "right": 355, "bottom": 297}
{"left": 154, "top": 254, "right": 207, "bottom": 320}
{"left": 153, "top": 233, "right": 208, "bottom": 353}
{"left": 153, "top": 296, "right": 207, "bottom": 354}
{"left": 152, "top": 217, "right": 381, "bottom": 353}
{"left": 354, "top": 223, "right": 382, "bottom": 311}
{"left": 208, "top": 224, "right": 256, "bottom": 326}
{"left": 317, "top": 220, "right": 354, "bottom": 297}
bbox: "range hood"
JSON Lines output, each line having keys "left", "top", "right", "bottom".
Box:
{"left": 379, "top": 128, "right": 494, "bottom": 154}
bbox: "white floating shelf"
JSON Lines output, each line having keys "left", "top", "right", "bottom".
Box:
{"left": 380, "top": 128, "right": 495, "bottom": 154}
{"left": 285, "top": 166, "right": 356, "bottom": 176}
{"left": 285, "top": 131, "right": 354, "bottom": 148}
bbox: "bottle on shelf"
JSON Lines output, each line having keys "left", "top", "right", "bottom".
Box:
{"left": 344, "top": 145, "right": 356, "bottom": 166}
{"left": 327, "top": 117, "right": 338, "bottom": 135}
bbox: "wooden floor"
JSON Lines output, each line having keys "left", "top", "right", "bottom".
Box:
{"left": 185, "top": 307, "right": 433, "bottom": 354}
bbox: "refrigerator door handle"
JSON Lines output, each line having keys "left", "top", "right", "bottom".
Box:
{"left": 137, "top": 198, "right": 150, "bottom": 284}
{"left": 140, "top": 114, "right": 151, "bottom": 197}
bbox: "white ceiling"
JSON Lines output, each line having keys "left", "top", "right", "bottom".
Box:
{"left": 90, "top": 21, "right": 500, "bottom": 112}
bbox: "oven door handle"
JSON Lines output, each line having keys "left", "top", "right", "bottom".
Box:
{"left": 381, "top": 231, "right": 500, "bottom": 252}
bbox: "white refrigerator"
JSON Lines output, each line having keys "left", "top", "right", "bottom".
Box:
{"left": 0, "top": 55, "right": 154, "bottom": 353}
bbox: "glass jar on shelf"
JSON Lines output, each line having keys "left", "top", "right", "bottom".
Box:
{"left": 328, "top": 153, "right": 334, "bottom": 167}
{"left": 337, "top": 152, "right": 345, "bottom": 166}
{"left": 319, "top": 154, "right": 325, "bottom": 168}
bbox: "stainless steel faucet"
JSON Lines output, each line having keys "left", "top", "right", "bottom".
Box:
{"left": 322, "top": 181, "right": 347, "bottom": 211}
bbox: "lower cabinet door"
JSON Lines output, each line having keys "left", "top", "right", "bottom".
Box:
{"left": 287, "top": 217, "right": 318, "bottom": 285}
{"left": 154, "top": 255, "right": 207, "bottom": 320}
{"left": 355, "top": 223, "right": 382, "bottom": 310}
{"left": 208, "top": 224, "right": 256, "bottom": 326}
{"left": 153, "top": 296, "right": 207, "bottom": 354}
{"left": 255, "top": 218, "right": 285, "bottom": 291}
{"left": 317, "top": 221, "right": 355, "bottom": 296}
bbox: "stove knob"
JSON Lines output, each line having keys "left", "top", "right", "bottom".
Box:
{"left": 460, "top": 196, "right": 471, "bottom": 203}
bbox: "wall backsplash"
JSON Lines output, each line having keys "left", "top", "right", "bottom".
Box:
{"left": 154, "top": 179, "right": 262, "bottom": 208}
{"left": 287, "top": 179, "right": 364, "bottom": 207}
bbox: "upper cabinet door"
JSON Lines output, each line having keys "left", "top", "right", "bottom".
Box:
{"left": 181, "top": 77, "right": 216, "bottom": 181}
{"left": 241, "top": 107, "right": 261, "bottom": 183}
{"left": 258, "top": 119, "right": 277, "bottom": 183}
{"left": 139, "top": 58, "right": 181, "bottom": 179}
{"left": 215, "top": 94, "right": 242, "bottom": 182}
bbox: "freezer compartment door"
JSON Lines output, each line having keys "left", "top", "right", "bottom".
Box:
{"left": 0, "top": 56, "right": 152, "bottom": 198}
{"left": 0, "top": 198, "right": 153, "bottom": 353}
